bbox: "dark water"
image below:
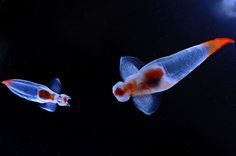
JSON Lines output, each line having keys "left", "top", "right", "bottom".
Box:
{"left": 0, "top": 0, "right": 236, "bottom": 156}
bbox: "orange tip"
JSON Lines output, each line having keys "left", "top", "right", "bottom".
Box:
{"left": 203, "top": 38, "right": 234, "bottom": 57}
{"left": 1, "top": 80, "right": 11, "bottom": 86}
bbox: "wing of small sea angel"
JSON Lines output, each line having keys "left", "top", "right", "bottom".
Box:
{"left": 48, "top": 78, "right": 62, "bottom": 93}
{"left": 38, "top": 102, "right": 57, "bottom": 112}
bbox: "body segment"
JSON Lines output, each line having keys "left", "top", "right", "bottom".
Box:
{"left": 2, "top": 79, "right": 56, "bottom": 103}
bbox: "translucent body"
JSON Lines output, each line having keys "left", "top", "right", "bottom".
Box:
{"left": 136, "top": 44, "right": 209, "bottom": 94}
{"left": 112, "top": 38, "right": 234, "bottom": 115}
{"left": 2, "top": 78, "right": 71, "bottom": 112}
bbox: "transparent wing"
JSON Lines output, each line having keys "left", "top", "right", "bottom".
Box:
{"left": 132, "top": 92, "right": 162, "bottom": 115}
{"left": 119, "top": 56, "right": 144, "bottom": 81}
{"left": 38, "top": 102, "right": 57, "bottom": 112}
{"left": 48, "top": 78, "right": 62, "bottom": 93}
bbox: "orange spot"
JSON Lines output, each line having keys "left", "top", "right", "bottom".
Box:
{"left": 62, "top": 97, "right": 68, "bottom": 103}
{"left": 141, "top": 68, "right": 164, "bottom": 89}
{"left": 1, "top": 80, "right": 11, "bottom": 86}
{"left": 38, "top": 90, "right": 55, "bottom": 100}
{"left": 124, "top": 80, "right": 137, "bottom": 94}
{"left": 114, "top": 87, "right": 125, "bottom": 96}
{"left": 203, "top": 38, "right": 234, "bottom": 57}
{"left": 114, "top": 80, "right": 137, "bottom": 96}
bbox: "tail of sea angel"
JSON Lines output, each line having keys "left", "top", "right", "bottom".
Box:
{"left": 203, "top": 38, "right": 234, "bottom": 57}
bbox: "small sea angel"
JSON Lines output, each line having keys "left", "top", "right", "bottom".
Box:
{"left": 2, "top": 78, "right": 71, "bottom": 112}
{"left": 112, "top": 38, "right": 234, "bottom": 115}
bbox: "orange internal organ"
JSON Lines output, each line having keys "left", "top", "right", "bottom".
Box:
{"left": 62, "top": 97, "right": 68, "bottom": 103}
{"left": 114, "top": 87, "right": 126, "bottom": 96}
{"left": 38, "top": 90, "right": 55, "bottom": 100}
{"left": 124, "top": 80, "right": 137, "bottom": 94}
{"left": 141, "top": 67, "right": 164, "bottom": 90}
{"left": 114, "top": 68, "right": 164, "bottom": 96}
{"left": 114, "top": 80, "right": 137, "bottom": 96}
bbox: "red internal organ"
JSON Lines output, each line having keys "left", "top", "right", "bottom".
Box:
{"left": 114, "top": 87, "right": 125, "bottom": 96}
{"left": 141, "top": 68, "right": 164, "bottom": 89}
{"left": 38, "top": 90, "right": 55, "bottom": 100}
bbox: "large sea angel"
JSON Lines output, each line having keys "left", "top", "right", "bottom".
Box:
{"left": 112, "top": 38, "right": 234, "bottom": 115}
{"left": 2, "top": 78, "right": 71, "bottom": 112}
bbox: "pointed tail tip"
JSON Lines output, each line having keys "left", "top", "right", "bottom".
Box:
{"left": 1, "top": 80, "right": 7, "bottom": 85}
{"left": 1, "top": 80, "right": 11, "bottom": 86}
{"left": 204, "top": 38, "right": 234, "bottom": 57}
{"left": 219, "top": 38, "right": 235, "bottom": 44}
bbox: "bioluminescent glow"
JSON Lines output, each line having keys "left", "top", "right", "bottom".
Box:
{"left": 222, "top": 0, "right": 236, "bottom": 18}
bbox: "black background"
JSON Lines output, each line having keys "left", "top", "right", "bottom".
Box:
{"left": 0, "top": 0, "right": 236, "bottom": 156}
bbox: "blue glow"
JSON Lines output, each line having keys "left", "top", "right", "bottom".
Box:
{"left": 222, "top": 0, "right": 236, "bottom": 18}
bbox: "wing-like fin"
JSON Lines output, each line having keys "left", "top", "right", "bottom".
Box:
{"left": 119, "top": 56, "right": 144, "bottom": 81}
{"left": 132, "top": 92, "right": 162, "bottom": 115}
{"left": 48, "top": 78, "right": 62, "bottom": 93}
{"left": 38, "top": 102, "right": 57, "bottom": 112}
